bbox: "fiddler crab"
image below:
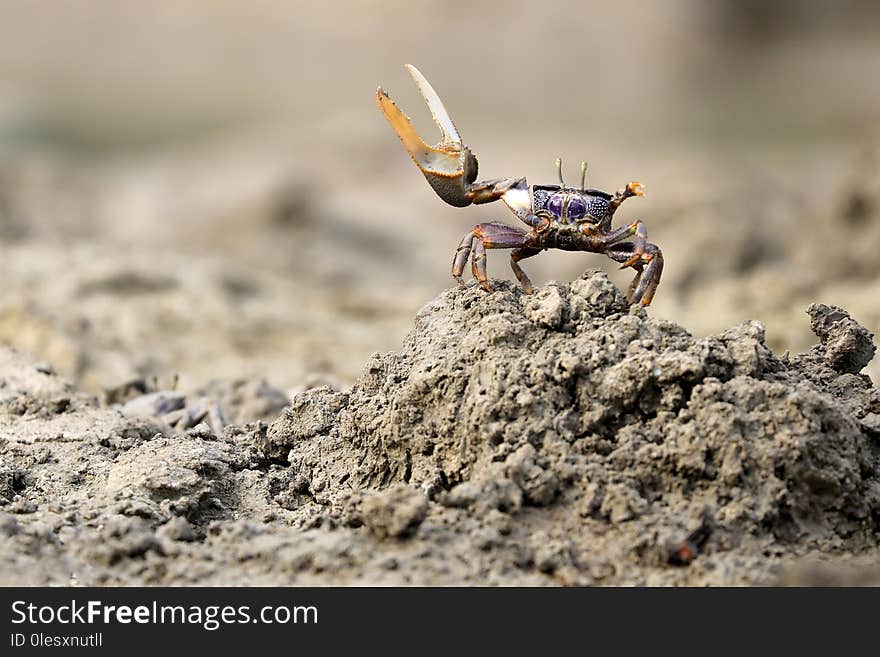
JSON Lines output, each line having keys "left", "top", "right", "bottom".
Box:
{"left": 377, "top": 65, "right": 663, "bottom": 306}
{"left": 109, "top": 376, "right": 227, "bottom": 435}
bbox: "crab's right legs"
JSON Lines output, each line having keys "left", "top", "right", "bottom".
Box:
{"left": 452, "top": 222, "right": 538, "bottom": 293}
{"left": 452, "top": 231, "right": 474, "bottom": 285}
{"left": 510, "top": 247, "right": 542, "bottom": 295}
{"left": 471, "top": 239, "right": 490, "bottom": 291}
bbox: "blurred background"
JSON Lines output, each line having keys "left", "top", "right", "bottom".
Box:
{"left": 2, "top": 0, "right": 880, "bottom": 394}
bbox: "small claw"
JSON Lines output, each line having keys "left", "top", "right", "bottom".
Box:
{"left": 610, "top": 181, "right": 646, "bottom": 213}
{"left": 628, "top": 181, "right": 646, "bottom": 197}
{"left": 618, "top": 221, "right": 648, "bottom": 269}
{"left": 619, "top": 252, "right": 644, "bottom": 269}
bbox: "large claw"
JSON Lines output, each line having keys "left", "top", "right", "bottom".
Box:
{"left": 377, "top": 65, "right": 479, "bottom": 207}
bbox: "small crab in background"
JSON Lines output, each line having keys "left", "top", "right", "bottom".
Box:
{"left": 377, "top": 65, "right": 663, "bottom": 306}
{"left": 107, "top": 376, "right": 227, "bottom": 435}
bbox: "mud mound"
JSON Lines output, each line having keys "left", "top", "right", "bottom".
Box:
{"left": 2, "top": 272, "right": 879, "bottom": 585}
{"left": 267, "top": 272, "right": 880, "bottom": 581}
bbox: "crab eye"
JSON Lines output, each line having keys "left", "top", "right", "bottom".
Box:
{"left": 567, "top": 196, "right": 586, "bottom": 220}
{"left": 547, "top": 194, "right": 564, "bottom": 217}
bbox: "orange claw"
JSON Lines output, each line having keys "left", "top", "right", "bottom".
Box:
{"left": 376, "top": 65, "right": 478, "bottom": 207}
{"left": 375, "top": 86, "right": 463, "bottom": 179}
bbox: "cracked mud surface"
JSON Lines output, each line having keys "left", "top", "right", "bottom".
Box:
{"left": 2, "top": 272, "right": 878, "bottom": 585}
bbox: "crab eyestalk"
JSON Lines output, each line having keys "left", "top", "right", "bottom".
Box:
{"left": 579, "top": 161, "right": 588, "bottom": 191}
{"left": 556, "top": 157, "right": 565, "bottom": 186}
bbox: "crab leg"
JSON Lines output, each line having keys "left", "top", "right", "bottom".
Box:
{"left": 579, "top": 218, "right": 650, "bottom": 269}
{"left": 627, "top": 268, "right": 644, "bottom": 302}
{"left": 510, "top": 247, "right": 542, "bottom": 294}
{"left": 605, "top": 221, "right": 649, "bottom": 268}
{"left": 604, "top": 242, "right": 664, "bottom": 306}
{"left": 452, "top": 231, "right": 475, "bottom": 285}
{"left": 631, "top": 248, "right": 663, "bottom": 305}
{"left": 586, "top": 219, "right": 648, "bottom": 251}
{"left": 452, "top": 222, "right": 538, "bottom": 293}
{"left": 471, "top": 239, "right": 490, "bottom": 291}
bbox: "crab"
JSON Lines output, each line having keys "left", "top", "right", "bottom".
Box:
{"left": 376, "top": 65, "right": 664, "bottom": 306}
{"left": 108, "top": 376, "right": 227, "bottom": 435}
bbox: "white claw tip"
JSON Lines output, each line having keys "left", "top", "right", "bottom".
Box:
{"left": 404, "top": 64, "right": 462, "bottom": 146}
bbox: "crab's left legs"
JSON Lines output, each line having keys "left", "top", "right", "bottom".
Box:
{"left": 582, "top": 219, "right": 651, "bottom": 271}
{"left": 602, "top": 244, "right": 642, "bottom": 288}
{"left": 587, "top": 219, "right": 648, "bottom": 254}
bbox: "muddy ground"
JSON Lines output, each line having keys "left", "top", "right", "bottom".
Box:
{"left": 2, "top": 272, "right": 878, "bottom": 585}
{"left": 2, "top": 2, "right": 880, "bottom": 586}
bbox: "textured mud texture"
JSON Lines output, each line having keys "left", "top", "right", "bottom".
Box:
{"left": 2, "top": 272, "right": 879, "bottom": 585}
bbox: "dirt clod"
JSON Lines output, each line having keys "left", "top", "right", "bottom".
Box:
{"left": 359, "top": 484, "right": 428, "bottom": 539}
{"left": 807, "top": 303, "right": 876, "bottom": 374}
